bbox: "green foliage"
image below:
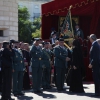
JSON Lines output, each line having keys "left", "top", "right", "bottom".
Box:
{"left": 32, "top": 18, "right": 41, "bottom": 38}
{"left": 18, "top": 6, "right": 34, "bottom": 43}
{"left": 18, "top": 6, "right": 41, "bottom": 43}
{"left": 32, "top": 28, "right": 41, "bottom": 38}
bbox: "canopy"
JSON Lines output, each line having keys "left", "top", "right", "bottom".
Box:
{"left": 41, "top": 0, "right": 100, "bottom": 39}
{"left": 42, "top": 0, "right": 100, "bottom": 16}
{"left": 41, "top": 0, "right": 100, "bottom": 81}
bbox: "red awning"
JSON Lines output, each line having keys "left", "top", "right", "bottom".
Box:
{"left": 42, "top": 0, "right": 100, "bottom": 16}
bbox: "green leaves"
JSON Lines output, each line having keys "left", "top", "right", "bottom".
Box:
{"left": 18, "top": 6, "right": 41, "bottom": 43}
{"left": 18, "top": 6, "right": 33, "bottom": 43}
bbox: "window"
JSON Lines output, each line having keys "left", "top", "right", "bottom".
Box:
{"left": 34, "top": 5, "right": 39, "bottom": 9}
{"left": 0, "top": 30, "right": 3, "bottom": 36}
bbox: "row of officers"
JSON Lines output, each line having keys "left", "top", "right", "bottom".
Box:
{"left": 0, "top": 37, "right": 86, "bottom": 100}
{"left": 0, "top": 38, "right": 84, "bottom": 100}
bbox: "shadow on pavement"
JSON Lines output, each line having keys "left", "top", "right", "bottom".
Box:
{"left": 44, "top": 87, "right": 69, "bottom": 93}
{"left": 37, "top": 92, "right": 57, "bottom": 99}
{"left": 17, "top": 95, "right": 33, "bottom": 100}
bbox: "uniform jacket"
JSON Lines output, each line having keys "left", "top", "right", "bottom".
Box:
{"left": 54, "top": 45, "right": 68, "bottom": 68}
{"left": 42, "top": 49, "right": 51, "bottom": 68}
{"left": 30, "top": 45, "right": 43, "bottom": 68}
{"left": 1, "top": 48, "right": 14, "bottom": 69}
{"left": 13, "top": 49, "right": 25, "bottom": 71}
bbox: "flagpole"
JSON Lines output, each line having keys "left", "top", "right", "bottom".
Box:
{"left": 69, "top": 5, "right": 74, "bottom": 37}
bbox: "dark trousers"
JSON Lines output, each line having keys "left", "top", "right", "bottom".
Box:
{"left": 0, "top": 71, "right": 2, "bottom": 91}
{"left": 42, "top": 67, "right": 51, "bottom": 88}
{"left": 54, "top": 67, "right": 56, "bottom": 85}
{"left": 56, "top": 68, "right": 66, "bottom": 90}
{"left": 32, "top": 67, "right": 42, "bottom": 91}
{"left": 2, "top": 68, "right": 12, "bottom": 99}
{"left": 13, "top": 71, "right": 23, "bottom": 94}
{"left": 92, "top": 65, "right": 100, "bottom": 95}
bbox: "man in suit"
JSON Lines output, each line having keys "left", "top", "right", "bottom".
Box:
{"left": 96, "top": 39, "right": 100, "bottom": 45}
{"left": 30, "top": 38, "right": 43, "bottom": 93}
{"left": 54, "top": 38, "right": 70, "bottom": 91}
{"left": 12, "top": 41, "right": 25, "bottom": 96}
{"left": 88, "top": 34, "right": 100, "bottom": 97}
{"left": 42, "top": 42, "right": 52, "bottom": 90}
{"left": 74, "top": 24, "right": 84, "bottom": 40}
{"left": 1, "top": 41, "right": 15, "bottom": 100}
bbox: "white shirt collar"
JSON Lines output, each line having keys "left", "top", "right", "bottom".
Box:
{"left": 92, "top": 41, "right": 96, "bottom": 45}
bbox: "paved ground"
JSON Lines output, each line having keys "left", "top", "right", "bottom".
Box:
{"left": 0, "top": 83, "right": 100, "bottom": 100}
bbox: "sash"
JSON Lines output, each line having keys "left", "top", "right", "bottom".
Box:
{"left": 43, "top": 49, "right": 50, "bottom": 60}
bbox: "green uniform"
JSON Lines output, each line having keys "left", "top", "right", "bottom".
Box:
{"left": 54, "top": 45, "right": 68, "bottom": 90}
{"left": 30, "top": 45, "right": 43, "bottom": 92}
{"left": 42, "top": 49, "right": 51, "bottom": 89}
{"left": 12, "top": 49, "right": 25, "bottom": 95}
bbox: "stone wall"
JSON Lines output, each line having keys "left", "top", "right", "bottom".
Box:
{"left": 0, "top": 0, "right": 18, "bottom": 42}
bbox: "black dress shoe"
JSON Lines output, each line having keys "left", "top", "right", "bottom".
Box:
{"left": 43, "top": 87, "right": 47, "bottom": 90}
{"left": 18, "top": 92, "right": 24, "bottom": 96}
{"left": 61, "top": 88, "right": 66, "bottom": 91}
{"left": 46, "top": 86, "right": 52, "bottom": 89}
{"left": 37, "top": 90, "right": 43, "bottom": 93}
{"left": 14, "top": 94, "right": 18, "bottom": 97}
{"left": 33, "top": 91, "right": 38, "bottom": 94}
{"left": 57, "top": 89, "right": 62, "bottom": 92}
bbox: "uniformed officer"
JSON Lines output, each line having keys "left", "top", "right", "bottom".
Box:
{"left": 42, "top": 42, "right": 52, "bottom": 90}
{"left": 12, "top": 41, "right": 25, "bottom": 96}
{"left": 1, "top": 41, "right": 15, "bottom": 100}
{"left": 74, "top": 24, "right": 84, "bottom": 40}
{"left": 0, "top": 42, "right": 2, "bottom": 92}
{"left": 30, "top": 38, "right": 43, "bottom": 93}
{"left": 54, "top": 38, "right": 70, "bottom": 91}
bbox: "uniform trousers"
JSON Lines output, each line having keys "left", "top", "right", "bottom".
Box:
{"left": 42, "top": 67, "right": 51, "bottom": 88}
{"left": 13, "top": 71, "right": 23, "bottom": 94}
{"left": 32, "top": 67, "right": 42, "bottom": 91}
{"left": 2, "top": 67, "right": 12, "bottom": 99}
{"left": 0, "top": 71, "right": 2, "bottom": 91}
{"left": 56, "top": 67, "right": 66, "bottom": 90}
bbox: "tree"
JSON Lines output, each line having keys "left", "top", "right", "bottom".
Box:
{"left": 18, "top": 6, "right": 35, "bottom": 43}
{"left": 32, "top": 17, "right": 41, "bottom": 38}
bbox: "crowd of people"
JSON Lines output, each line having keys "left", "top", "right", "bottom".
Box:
{"left": 0, "top": 27, "right": 100, "bottom": 100}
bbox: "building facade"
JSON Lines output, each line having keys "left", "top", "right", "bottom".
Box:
{"left": 18, "top": 0, "right": 52, "bottom": 21}
{"left": 0, "top": 0, "right": 52, "bottom": 42}
{"left": 0, "top": 0, "right": 18, "bottom": 42}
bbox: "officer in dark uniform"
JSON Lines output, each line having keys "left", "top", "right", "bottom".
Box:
{"left": 42, "top": 42, "right": 52, "bottom": 90}
{"left": 12, "top": 40, "right": 25, "bottom": 96}
{"left": 1, "top": 41, "right": 15, "bottom": 100}
{"left": 74, "top": 24, "right": 84, "bottom": 40}
{"left": 0, "top": 42, "right": 2, "bottom": 92}
{"left": 54, "top": 38, "right": 70, "bottom": 91}
{"left": 30, "top": 38, "right": 43, "bottom": 93}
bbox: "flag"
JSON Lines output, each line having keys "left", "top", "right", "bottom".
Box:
{"left": 60, "top": 6, "right": 73, "bottom": 36}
